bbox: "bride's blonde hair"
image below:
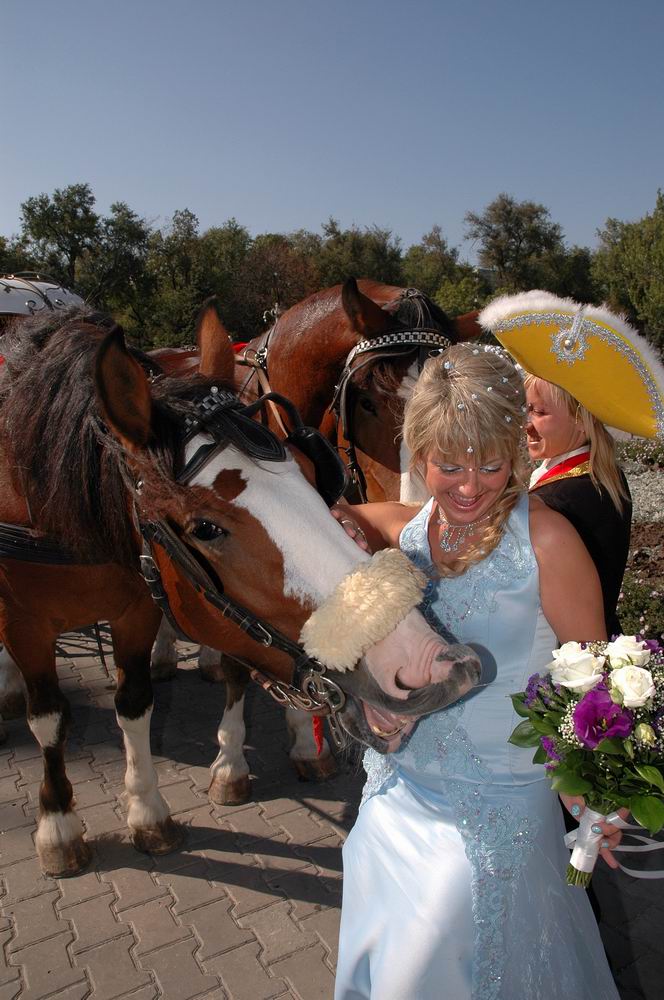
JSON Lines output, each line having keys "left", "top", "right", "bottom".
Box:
{"left": 403, "top": 343, "right": 528, "bottom": 575}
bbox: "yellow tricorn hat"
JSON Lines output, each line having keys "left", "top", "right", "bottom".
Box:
{"left": 479, "top": 291, "right": 664, "bottom": 439}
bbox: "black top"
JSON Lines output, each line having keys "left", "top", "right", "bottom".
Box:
{"left": 531, "top": 472, "right": 632, "bottom": 639}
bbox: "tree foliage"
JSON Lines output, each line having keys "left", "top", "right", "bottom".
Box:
{"left": 2, "top": 182, "right": 661, "bottom": 355}
{"left": 592, "top": 192, "right": 664, "bottom": 353}
{"left": 465, "top": 193, "right": 564, "bottom": 291}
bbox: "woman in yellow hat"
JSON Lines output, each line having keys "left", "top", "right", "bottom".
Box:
{"left": 481, "top": 290, "right": 664, "bottom": 639}
{"left": 524, "top": 375, "right": 631, "bottom": 637}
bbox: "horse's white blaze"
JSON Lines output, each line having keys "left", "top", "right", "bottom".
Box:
{"left": 35, "top": 809, "right": 84, "bottom": 850}
{"left": 189, "top": 438, "right": 368, "bottom": 605}
{"left": 210, "top": 696, "right": 249, "bottom": 785}
{"left": 0, "top": 646, "right": 26, "bottom": 700}
{"left": 116, "top": 707, "right": 170, "bottom": 829}
{"left": 28, "top": 712, "right": 61, "bottom": 749}
{"left": 398, "top": 360, "right": 431, "bottom": 504}
{"left": 285, "top": 706, "right": 329, "bottom": 762}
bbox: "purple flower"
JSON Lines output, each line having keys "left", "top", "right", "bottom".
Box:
{"left": 524, "top": 673, "right": 542, "bottom": 707}
{"left": 540, "top": 736, "right": 562, "bottom": 762}
{"left": 644, "top": 638, "right": 662, "bottom": 654}
{"left": 524, "top": 673, "right": 558, "bottom": 708}
{"left": 572, "top": 685, "right": 634, "bottom": 749}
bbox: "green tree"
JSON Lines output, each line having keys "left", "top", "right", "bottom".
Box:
{"left": 402, "top": 226, "right": 459, "bottom": 297}
{"left": 435, "top": 267, "right": 492, "bottom": 317}
{"left": 20, "top": 182, "right": 100, "bottom": 285}
{"left": 316, "top": 218, "right": 403, "bottom": 286}
{"left": 465, "top": 193, "right": 564, "bottom": 290}
{"left": 77, "top": 202, "right": 152, "bottom": 331}
{"left": 592, "top": 192, "right": 664, "bottom": 354}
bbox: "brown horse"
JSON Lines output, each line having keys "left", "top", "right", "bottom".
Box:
{"left": 151, "top": 282, "right": 483, "bottom": 793}
{"left": 0, "top": 307, "right": 481, "bottom": 875}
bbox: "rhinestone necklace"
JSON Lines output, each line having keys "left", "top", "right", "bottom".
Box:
{"left": 436, "top": 506, "right": 492, "bottom": 553}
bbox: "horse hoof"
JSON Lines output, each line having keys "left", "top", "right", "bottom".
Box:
{"left": 132, "top": 817, "right": 185, "bottom": 855}
{"left": 40, "top": 837, "right": 92, "bottom": 878}
{"left": 150, "top": 661, "right": 178, "bottom": 683}
{"left": 293, "top": 753, "right": 338, "bottom": 782}
{"left": 208, "top": 774, "right": 252, "bottom": 805}
{"left": 0, "top": 690, "right": 26, "bottom": 720}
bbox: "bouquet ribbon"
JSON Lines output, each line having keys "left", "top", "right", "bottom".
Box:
{"left": 565, "top": 809, "right": 664, "bottom": 880}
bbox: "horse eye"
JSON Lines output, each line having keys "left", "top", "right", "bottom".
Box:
{"left": 359, "top": 397, "right": 378, "bottom": 416}
{"left": 190, "top": 520, "right": 228, "bottom": 542}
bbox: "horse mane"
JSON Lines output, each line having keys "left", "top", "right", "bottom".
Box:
{"left": 391, "top": 288, "right": 454, "bottom": 336}
{"left": 369, "top": 288, "right": 455, "bottom": 396}
{"left": 0, "top": 308, "right": 219, "bottom": 566}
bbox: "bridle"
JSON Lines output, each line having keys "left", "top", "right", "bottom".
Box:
{"left": 239, "top": 289, "right": 454, "bottom": 503}
{"left": 137, "top": 385, "right": 351, "bottom": 747}
{"left": 330, "top": 322, "right": 452, "bottom": 502}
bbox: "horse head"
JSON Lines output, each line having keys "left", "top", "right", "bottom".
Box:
{"left": 95, "top": 322, "right": 483, "bottom": 753}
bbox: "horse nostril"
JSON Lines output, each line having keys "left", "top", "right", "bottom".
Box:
{"left": 395, "top": 672, "right": 418, "bottom": 692}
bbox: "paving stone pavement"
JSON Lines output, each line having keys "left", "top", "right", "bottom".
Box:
{"left": 1, "top": 628, "right": 662, "bottom": 999}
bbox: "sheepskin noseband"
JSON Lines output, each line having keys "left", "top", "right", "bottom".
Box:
{"left": 299, "top": 548, "right": 426, "bottom": 673}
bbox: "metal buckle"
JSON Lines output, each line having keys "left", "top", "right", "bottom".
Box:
{"left": 139, "top": 554, "right": 160, "bottom": 584}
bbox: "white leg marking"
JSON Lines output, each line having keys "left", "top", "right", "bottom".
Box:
{"left": 28, "top": 712, "right": 62, "bottom": 749}
{"left": 285, "top": 706, "right": 330, "bottom": 763}
{"left": 116, "top": 707, "right": 170, "bottom": 830}
{"left": 35, "top": 810, "right": 84, "bottom": 853}
{"left": 210, "top": 696, "right": 249, "bottom": 786}
{"left": 0, "top": 646, "right": 26, "bottom": 700}
{"left": 151, "top": 617, "right": 178, "bottom": 670}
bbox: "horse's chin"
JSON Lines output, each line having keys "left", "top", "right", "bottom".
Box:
{"left": 338, "top": 697, "right": 418, "bottom": 754}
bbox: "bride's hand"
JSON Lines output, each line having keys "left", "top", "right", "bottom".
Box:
{"left": 330, "top": 505, "right": 370, "bottom": 552}
{"left": 560, "top": 794, "right": 629, "bottom": 870}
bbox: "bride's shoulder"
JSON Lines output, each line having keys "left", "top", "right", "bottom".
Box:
{"left": 528, "top": 495, "right": 585, "bottom": 555}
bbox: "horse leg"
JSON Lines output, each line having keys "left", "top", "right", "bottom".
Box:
{"left": 208, "top": 657, "right": 251, "bottom": 805}
{"left": 150, "top": 615, "right": 179, "bottom": 681}
{"left": 111, "top": 604, "right": 184, "bottom": 854}
{"left": 6, "top": 630, "right": 90, "bottom": 876}
{"left": 198, "top": 645, "right": 226, "bottom": 683}
{"left": 285, "top": 707, "right": 337, "bottom": 781}
{"left": 0, "top": 644, "right": 27, "bottom": 718}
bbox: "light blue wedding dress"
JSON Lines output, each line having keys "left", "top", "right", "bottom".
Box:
{"left": 335, "top": 495, "right": 619, "bottom": 1000}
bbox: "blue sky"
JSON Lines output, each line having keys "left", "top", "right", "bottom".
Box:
{"left": 2, "top": 0, "right": 662, "bottom": 259}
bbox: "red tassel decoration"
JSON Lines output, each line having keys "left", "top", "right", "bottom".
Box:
{"left": 312, "top": 716, "right": 324, "bottom": 756}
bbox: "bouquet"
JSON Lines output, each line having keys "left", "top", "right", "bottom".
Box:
{"left": 509, "top": 635, "right": 664, "bottom": 887}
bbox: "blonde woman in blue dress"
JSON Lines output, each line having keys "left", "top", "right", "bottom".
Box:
{"left": 334, "top": 343, "right": 624, "bottom": 1000}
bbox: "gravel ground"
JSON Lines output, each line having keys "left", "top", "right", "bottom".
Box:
{"left": 624, "top": 465, "right": 664, "bottom": 523}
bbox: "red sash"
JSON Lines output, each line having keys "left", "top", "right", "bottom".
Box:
{"left": 531, "top": 451, "right": 590, "bottom": 488}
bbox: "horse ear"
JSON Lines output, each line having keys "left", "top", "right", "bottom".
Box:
{"left": 341, "top": 277, "right": 390, "bottom": 338}
{"left": 196, "top": 297, "right": 236, "bottom": 382}
{"left": 95, "top": 326, "right": 153, "bottom": 451}
{"left": 452, "top": 310, "right": 483, "bottom": 341}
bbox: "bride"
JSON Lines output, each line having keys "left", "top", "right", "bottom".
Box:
{"left": 333, "top": 344, "right": 623, "bottom": 1000}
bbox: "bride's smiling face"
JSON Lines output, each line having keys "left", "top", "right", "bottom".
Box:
{"left": 425, "top": 453, "right": 512, "bottom": 525}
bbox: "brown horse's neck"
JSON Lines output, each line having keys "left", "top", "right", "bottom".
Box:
{"left": 262, "top": 282, "right": 401, "bottom": 428}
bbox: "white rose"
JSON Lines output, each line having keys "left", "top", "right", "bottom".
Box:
{"left": 610, "top": 665, "right": 656, "bottom": 708}
{"left": 548, "top": 642, "right": 606, "bottom": 693}
{"left": 604, "top": 635, "right": 651, "bottom": 668}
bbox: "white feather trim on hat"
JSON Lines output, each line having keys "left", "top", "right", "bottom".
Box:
{"left": 299, "top": 548, "right": 425, "bottom": 673}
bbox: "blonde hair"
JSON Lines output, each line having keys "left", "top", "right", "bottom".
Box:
{"left": 403, "top": 344, "right": 528, "bottom": 575}
{"left": 524, "top": 375, "right": 629, "bottom": 513}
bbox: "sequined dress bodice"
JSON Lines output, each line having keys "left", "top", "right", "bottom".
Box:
{"left": 364, "top": 493, "right": 557, "bottom": 797}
